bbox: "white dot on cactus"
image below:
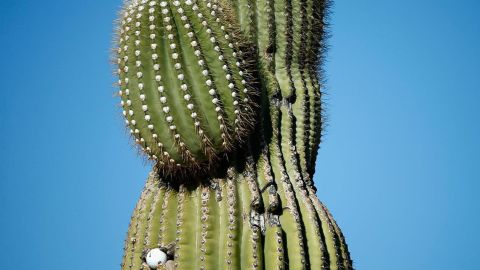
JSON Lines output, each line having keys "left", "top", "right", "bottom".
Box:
{"left": 158, "top": 143, "right": 163, "bottom": 147}
{"left": 137, "top": 72, "right": 143, "bottom": 78}
{"left": 221, "top": 25, "right": 225, "bottom": 30}
{"left": 127, "top": 17, "right": 132, "bottom": 22}
{"left": 202, "top": 21, "right": 207, "bottom": 26}
{"left": 148, "top": 124, "right": 154, "bottom": 129}
{"left": 214, "top": 46, "right": 219, "bottom": 51}
{"left": 175, "top": 134, "right": 180, "bottom": 139}
{"left": 194, "top": 50, "right": 201, "bottom": 56}
{"left": 219, "top": 55, "right": 224, "bottom": 60}
{"left": 150, "top": 34, "right": 156, "bottom": 39}
{"left": 152, "top": 54, "right": 158, "bottom": 60}
{"left": 140, "top": 138, "right": 145, "bottom": 142}
{"left": 212, "top": 98, "right": 218, "bottom": 104}
{"left": 228, "top": 83, "right": 234, "bottom": 89}
{"left": 127, "top": 100, "right": 132, "bottom": 106}
{"left": 209, "top": 89, "right": 216, "bottom": 95}
{"left": 195, "top": 121, "right": 200, "bottom": 126}
{"left": 226, "top": 74, "right": 231, "bottom": 80}
{"left": 145, "top": 115, "right": 151, "bottom": 121}
{"left": 177, "top": 8, "right": 183, "bottom": 13}
{"left": 155, "top": 75, "right": 161, "bottom": 81}
{"left": 187, "top": 32, "right": 194, "bottom": 38}
{"left": 164, "top": 17, "right": 170, "bottom": 22}
{"left": 160, "top": 1, "right": 167, "bottom": 7}
{"left": 135, "top": 138, "right": 139, "bottom": 143}
{"left": 184, "top": 24, "right": 190, "bottom": 29}
{"left": 123, "top": 111, "right": 127, "bottom": 116}
{"left": 135, "top": 50, "right": 140, "bottom": 56}
{"left": 206, "top": 80, "right": 212, "bottom": 86}
{"left": 135, "top": 22, "right": 141, "bottom": 27}
{"left": 216, "top": 18, "right": 220, "bottom": 22}
{"left": 241, "top": 80, "right": 246, "bottom": 85}
{"left": 125, "top": 89, "right": 130, "bottom": 95}
{"left": 160, "top": 97, "right": 167, "bottom": 103}
{"left": 124, "top": 66, "right": 129, "bottom": 72}
{"left": 138, "top": 83, "right": 144, "bottom": 90}
{"left": 149, "top": 16, "right": 155, "bottom": 21}
{"left": 184, "top": 94, "right": 191, "bottom": 101}
{"left": 174, "top": 63, "right": 181, "bottom": 69}
{"left": 206, "top": 28, "right": 212, "bottom": 34}
{"left": 170, "top": 43, "right": 176, "bottom": 49}
{"left": 181, "top": 84, "right": 188, "bottom": 91}
{"left": 229, "top": 44, "right": 234, "bottom": 49}
{"left": 140, "top": 94, "right": 146, "bottom": 100}
{"left": 181, "top": 16, "right": 187, "bottom": 21}
{"left": 166, "top": 116, "right": 173, "bottom": 122}
{"left": 131, "top": 119, "right": 137, "bottom": 125}
{"left": 151, "top": 44, "right": 157, "bottom": 49}
{"left": 185, "top": 0, "right": 192, "bottom": 5}
{"left": 119, "top": 90, "right": 123, "bottom": 96}
{"left": 215, "top": 106, "right": 221, "bottom": 112}
{"left": 211, "top": 11, "right": 216, "bottom": 16}
{"left": 169, "top": 125, "right": 176, "bottom": 130}
{"left": 135, "top": 129, "right": 140, "bottom": 134}
{"left": 236, "top": 62, "right": 240, "bottom": 67}
{"left": 152, "top": 134, "right": 158, "bottom": 138}
{"left": 149, "top": 24, "right": 155, "bottom": 30}
{"left": 172, "top": 53, "right": 178, "bottom": 59}
{"left": 198, "top": 60, "right": 204, "bottom": 66}
{"left": 173, "top": 0, "right": 180, "bottom": 6}
{"left": 163, "top": 107, "right": 170, "bottom": 113}
{"left": 168, "top": 34, "right": 173, "bottom": 39}
{"left": 142, "top": 105, "right": 148, "bottom": 111}
{"left": 187, "top": 104, "right": 194, "bottom": 110}
{"left": 178, "top": 74, "right": 184, "bottom": 80}
{"left": 191, "top": 112, "right": 197, "bottom": 118}
{"left": 129, "top": 110, "right": 134, "bottom": 116}
{"left": 234, "top": 110, "right": 239, "bottom": 114}
{"left": 191, "top": 41, "right": 198, "bottom": 47}
{"left": 202, "top": 70, "right": 208, "bottom": 76}
{"left": 243, "top": 98, "right": 248, "bottom": 102}
{"left": 158, "top": 86, "right": 164, "bottom": 92}
{"left": 197, "top": 13, "right": 203, "bottom": 18}
{"left": 243, "top": 88, "right": 248, "bottom": 93}
{"left": 136, "top": 61, "right": 141, "bottom": 67}
{"left": 149, "top": 8, "right": 155, "bottom": 13}
{"left": 199, "top": 129, "right": 204, "bottom": 135}
{"left": 193, "top": 5, "right": 198, "bottom": 11}
{"left": 233, "top": 100, "right": 239, "bottom": 105}
{"left": 153, "top": 64, "right": 160, "bottom": 70}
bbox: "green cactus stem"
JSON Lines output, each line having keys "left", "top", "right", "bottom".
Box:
{"left": 115, "top": 0, "right": 353, "bottom": 269}
{"left": 116, "top": 0, "right": 258, "bottom": 175}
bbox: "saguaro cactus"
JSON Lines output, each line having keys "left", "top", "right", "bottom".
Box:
{"left": 114, "top": 0, "right": 353, "bottom": 269}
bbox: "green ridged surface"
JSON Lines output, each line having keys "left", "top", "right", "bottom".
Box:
{"left": 116, "top": 0, "right": 353, "bottom": 269}
{"left": 115, "top": 0, "right": 257, "bottom": 174}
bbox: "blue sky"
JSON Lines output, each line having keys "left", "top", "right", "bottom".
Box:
{"left": 0, "top": 0, "right": 479, "bottom": 269}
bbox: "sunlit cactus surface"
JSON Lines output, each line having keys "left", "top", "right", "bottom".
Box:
{"left": 114, "top": 0, "right": 353, "bottom": 269}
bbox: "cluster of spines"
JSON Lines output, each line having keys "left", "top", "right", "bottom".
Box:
{"left": 115, "top": 0, "right": 257, "bottom": 176}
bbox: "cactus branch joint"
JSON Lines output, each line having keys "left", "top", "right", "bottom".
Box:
{"left": 113, "top": 0, "right": 353, "bottom": 269}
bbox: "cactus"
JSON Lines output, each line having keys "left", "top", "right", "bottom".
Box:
{"left": 116, "top": 0, "right": 258, "bottom": 175}
{"left": 114, "top": 0, "right": 353, "bottom": 269}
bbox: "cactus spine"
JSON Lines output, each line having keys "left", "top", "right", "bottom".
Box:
{"left": 115, "top": 0, "right": 353, "bottom": 269}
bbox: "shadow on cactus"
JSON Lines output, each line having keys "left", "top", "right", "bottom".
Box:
{"left": 113, "top": 0, "right": 353, "bottom": 269}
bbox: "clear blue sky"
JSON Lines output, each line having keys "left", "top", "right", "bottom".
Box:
{"left": 0, "top": 0, "right": 479, "bottom": 269}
